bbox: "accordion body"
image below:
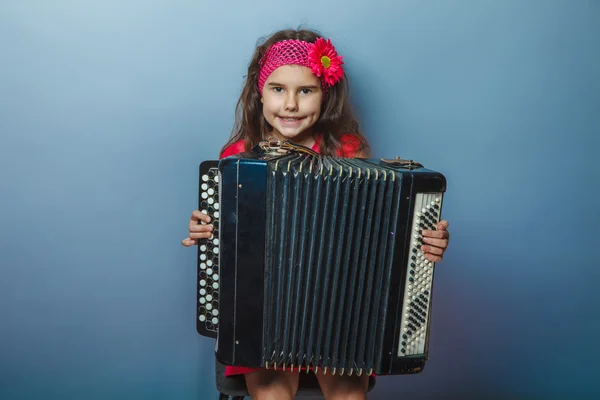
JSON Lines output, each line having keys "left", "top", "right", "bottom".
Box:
{"left": 196, "top": 146, "right": 446, "bottom": 376}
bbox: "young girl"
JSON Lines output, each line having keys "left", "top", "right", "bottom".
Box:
{"left": 182, "top": 28, "right": 451, "bottom": 400}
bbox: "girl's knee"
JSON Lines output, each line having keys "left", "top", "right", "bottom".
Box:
{"left": 316, "top": 373, "right": 369, "bottom": 400}
{"left": 245, "top": 370, "right": 299, "bottom": 400}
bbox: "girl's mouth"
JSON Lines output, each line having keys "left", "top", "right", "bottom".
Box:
{"left": 279, "top": 116, "right": 303, "bottom": 121}
{"left": 278, "top": 116, "right": 305, "bottom": 126}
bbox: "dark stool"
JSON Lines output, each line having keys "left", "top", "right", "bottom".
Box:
{"left": 215, "top": 359, "right": 376, "bottom": 399}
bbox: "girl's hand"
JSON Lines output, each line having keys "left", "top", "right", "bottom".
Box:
{"left": 181, "top": 210, "right": 213, "bottom": 247}
{"left": 421, "top": 220, "right": 450, "bottom": 262}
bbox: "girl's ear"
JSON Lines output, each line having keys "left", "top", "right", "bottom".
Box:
{"left": 261, "top": 98, "right": 264, "bottom": 103}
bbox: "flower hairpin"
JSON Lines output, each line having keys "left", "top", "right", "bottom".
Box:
{"left": 308, "top": 37, "right": 344, "bottom": 86}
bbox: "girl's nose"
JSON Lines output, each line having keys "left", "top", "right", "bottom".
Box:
{"left": 284, "top": 94, "right": 298, "bottom": 111}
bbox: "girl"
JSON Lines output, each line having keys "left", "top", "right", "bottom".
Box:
{"left": 182, "top": 28, "right": 451, "bottom": 400}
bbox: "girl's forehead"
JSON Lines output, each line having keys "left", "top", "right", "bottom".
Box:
{"left": 267, "top": 65, "right": 320, "bottom": 85}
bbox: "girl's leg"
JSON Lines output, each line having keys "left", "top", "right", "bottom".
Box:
{"left": 244, "top": 370, "right": 300, "bottom": 400}
{"left": 315, "top": 372, "right": 370, "bottom": 400}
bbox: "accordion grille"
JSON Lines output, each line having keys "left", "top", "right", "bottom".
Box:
{"left": 263, "top": 156, "right": 402, "bottom": 375}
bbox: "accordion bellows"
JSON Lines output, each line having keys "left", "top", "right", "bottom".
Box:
{"left": 196, "top": 148, "right": 446, "bottom": 376}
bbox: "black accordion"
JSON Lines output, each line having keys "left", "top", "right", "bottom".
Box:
{"left": 196, "top": 142, "right": 446, "bottom": 376}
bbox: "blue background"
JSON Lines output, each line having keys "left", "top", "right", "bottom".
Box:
{"left": 1, "top": 0, "right": 599, "bottom": 399}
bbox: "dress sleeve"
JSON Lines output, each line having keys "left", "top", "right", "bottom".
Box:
{"left": 220, "top": 140, "right": 245, "bottom": 159}
{"left": 338, "top": 134, "right": 363, "bottom": 158}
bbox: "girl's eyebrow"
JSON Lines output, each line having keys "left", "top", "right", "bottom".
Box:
{"left": 267, "top": 82, "right": 319, "bottom": 89}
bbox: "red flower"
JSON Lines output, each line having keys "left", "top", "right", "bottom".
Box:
{"left": 308, "top": 37, "right": 344, "bottom": 86}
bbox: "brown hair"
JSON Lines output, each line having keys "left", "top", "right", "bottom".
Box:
{"left": 220, "top": 28, "right": 371, "bottom": 157}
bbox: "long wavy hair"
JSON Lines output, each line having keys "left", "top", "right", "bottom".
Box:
{"left": 220, "top": 28, "right": 370, "bottom": 157}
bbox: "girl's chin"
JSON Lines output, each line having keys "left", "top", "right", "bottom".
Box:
{"left": 277, "top": 130, "right": 308, "bottom": 140}
{"left": 270, "top": 128, "right": 314, "bottom": 145}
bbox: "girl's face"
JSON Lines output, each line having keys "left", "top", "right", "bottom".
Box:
{"left": 261, "top": 65, "right": 323, "bottom": 146}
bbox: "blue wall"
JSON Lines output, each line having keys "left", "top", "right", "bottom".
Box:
{"left": 1, "top": 1, "right": 599, "bottom": 399}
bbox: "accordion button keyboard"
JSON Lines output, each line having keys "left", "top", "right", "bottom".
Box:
{"left": 398, "top": 193, "right": 443, "bottom": 357}
{"left": 197, "top": 167, "right": 221, "bottom": 336}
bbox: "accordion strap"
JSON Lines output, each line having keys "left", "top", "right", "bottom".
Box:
{"left": 257, "top": 137, "right": 319, "bottom": 157}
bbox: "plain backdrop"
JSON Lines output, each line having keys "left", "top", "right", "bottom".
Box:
{"left": 1, "top": 1, "right": 599, "bottom": 399}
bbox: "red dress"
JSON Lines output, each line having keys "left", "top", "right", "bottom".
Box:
{"left": 220, "top": 133, "right": 362, "bottom": 159}
{"left": 219, "top": 133, "right": 363, "bottom": 377}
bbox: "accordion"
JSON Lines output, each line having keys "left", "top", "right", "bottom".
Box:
{"left": 196, "top": 141, "right": 446, "bottom": 376}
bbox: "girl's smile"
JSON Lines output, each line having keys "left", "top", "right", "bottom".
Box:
{"left": 278, "top": 116, "right": 306, "bottom": 125}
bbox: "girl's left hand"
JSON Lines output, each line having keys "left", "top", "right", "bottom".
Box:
{"left": 421, "top": 220, "right": 450, "bottom": 262}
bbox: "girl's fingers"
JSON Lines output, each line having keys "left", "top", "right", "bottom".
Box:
{"left": 422, "top": 237, "right": 447, "bottom": 249}
{"left": 421, "top": 244, "right": 444, "bottom": 256}
{"left": 192, "top": 210, "right": 212, "bottom": 224}
{"left": 189, "top": 231, "right": 214, "bottom": 240}
{"left": 183, "top": 210, "right": 213, "bottom": 247}
{"left": 424, "top": 253, "right": 443, "bottom": 262}
{"left": 422, "top": 229, "right": 449, "bottom": 240}
{"left": 189, "top": 223, "right": 213, "bottom": 233}
{"left": 189, "top": 211, "right": 212, "bottom": 231}
{"left": 181, "top": 237, "right": 197, "bottom": 247}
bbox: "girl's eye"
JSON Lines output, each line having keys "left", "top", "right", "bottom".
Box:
{"left": 272, "top": 87, "right": 284, "bottom": 92}
{"left": 300, "top": 89, "right": 312, "bottom": 94}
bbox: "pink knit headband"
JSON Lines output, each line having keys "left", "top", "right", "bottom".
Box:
{"left": 258, "top": 37, "right": 345, "bottom": 94}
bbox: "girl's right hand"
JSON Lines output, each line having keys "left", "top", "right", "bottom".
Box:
{"left": 181, "top": 210, "right": 213, "bottom": 247}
